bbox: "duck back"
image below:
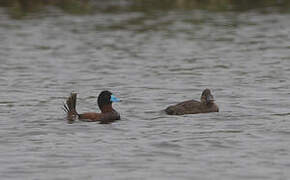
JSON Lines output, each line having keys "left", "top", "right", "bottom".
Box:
{"left": 165, "top": 100, "right": 218, "bottom": 115}
{"left": 79, "top": 110, "right": 120, "bottom": 123}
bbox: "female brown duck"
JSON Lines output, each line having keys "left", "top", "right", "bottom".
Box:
{"left": 63, "top": 90, "right": 120, "bottom": 123}
{"left": 165, "top": 89, "right": 219, "bottom": 115}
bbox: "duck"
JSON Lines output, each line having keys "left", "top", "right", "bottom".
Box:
{"left": 63, "top": 90, "right": 120, "bottom": 123}
{"left": 165, "top": 89, "right": 219, "bottom": 115}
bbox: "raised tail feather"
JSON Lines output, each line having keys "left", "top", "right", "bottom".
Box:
{"left": 63, "top": 93, "right": 79, "bottom": 120}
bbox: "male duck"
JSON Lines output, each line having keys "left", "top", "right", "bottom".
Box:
{"left": 63, "top": 90, "right": 120, "bottom": 123}
{"left": 165, "top": 89, "right": 219, "bottom": 115}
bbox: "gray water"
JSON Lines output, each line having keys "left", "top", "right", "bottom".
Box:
{"left": 1, "top": 5, "right": 290, "bottom": 180}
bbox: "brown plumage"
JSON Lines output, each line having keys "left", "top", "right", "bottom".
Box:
{"left": 165, "top": 89, "right": 219, "bottom": 115}
{"left": 63, "top": 93, "right": 78, "bottom": 120}
{"left": 63, "top": 91, "right": 120, "bottom": 123}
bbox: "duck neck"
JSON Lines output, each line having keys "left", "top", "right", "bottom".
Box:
{"left": 201, "top": 99, "right": 212, "bottom": 107}
{"left": 201, "top": 97, "right": 214, "bottom": 107}
{"left": 203, "top": 101, "right": 214, "bottom": 107}
{"left": 100, "top": 104, "right": 114, "bottom": 113}
{"left": 200, "top": 98, "right": 206, "bottom": 105}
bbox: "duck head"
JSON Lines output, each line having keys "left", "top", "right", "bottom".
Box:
{"left": 98, "top": 90, "right": 120, "bottom": 113}
{"left": 200, "top": 89, "right": 214, "bottom": 105}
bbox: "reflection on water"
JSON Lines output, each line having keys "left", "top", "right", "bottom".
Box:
{"left": 1, "top": 0, "right": 290, "bottom": 18}
{"left": 0, "top": 1, "right": 290, "bottom": 180}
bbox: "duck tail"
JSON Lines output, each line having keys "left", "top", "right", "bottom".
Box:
{"left": 63, "top": 93, "right": 79, "bottom": 120}
{"left": 165, "top": 106, "right": 174, "bottom": 115}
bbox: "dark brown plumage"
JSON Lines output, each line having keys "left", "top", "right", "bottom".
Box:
{"left": 165, "top": 89, "right": 219, "bottom": 115}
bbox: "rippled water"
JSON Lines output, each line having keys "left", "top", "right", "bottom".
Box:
{"left": 1, "top": 5, "right": 290, "bottom": 180}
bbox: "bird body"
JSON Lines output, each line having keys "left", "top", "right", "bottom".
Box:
{"left": 63, "top": 91, "right": 120, "bottom": 123}
{"left": 165, "top": 89, "right": 219, "bottom": 115}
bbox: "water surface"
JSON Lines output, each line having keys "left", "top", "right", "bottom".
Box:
{"left": 0, "top": 3, "right": 290, "bottom": 180}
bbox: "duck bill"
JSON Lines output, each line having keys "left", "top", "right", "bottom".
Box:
{"left": 206, "top": 95, "right": 214, "bottom": 104}
{"left": 110, "top": 95, "right": 120, "bottom": 102}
